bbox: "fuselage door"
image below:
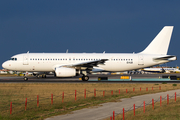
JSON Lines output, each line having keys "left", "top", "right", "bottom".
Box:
{"left": 23, "top": 55, "right": 29, "bottom": 65}
{"left": 138, "top": 55, "right": 144, "bottom": 65}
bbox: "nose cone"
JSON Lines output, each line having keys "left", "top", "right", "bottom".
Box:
{"left": 2, "top": 61, "right": 9, "bottom": 69}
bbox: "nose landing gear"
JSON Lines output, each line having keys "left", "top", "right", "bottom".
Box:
{"left": 24, "top": 77, "right": 28, "bottom": 81}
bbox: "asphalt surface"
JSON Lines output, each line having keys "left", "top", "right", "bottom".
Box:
{"left": 0, "top": 73, "right": 180, "bottom": 83}
{"left": 45, "top": 89, "right": 180, "bottom": 120}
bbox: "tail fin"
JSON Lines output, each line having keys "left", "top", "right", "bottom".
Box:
{"left": 140, "top": 26, "right": 174, "bottom": 55}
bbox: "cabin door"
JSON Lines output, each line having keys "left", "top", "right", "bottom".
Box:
{"left": 138, "top": 55, "right": 144, "bottom": 65}
{"left": 23, "top": 55, "right": 29, "bottom": 65}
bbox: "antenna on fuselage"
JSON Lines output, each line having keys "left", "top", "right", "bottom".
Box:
{"left": 103, "top": 51, "right": 105, "bottom": 54}
{"left": 66, "top": 49, "right": 68, "bottom": 53}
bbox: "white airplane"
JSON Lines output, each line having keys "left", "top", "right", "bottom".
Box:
{"left": 2, "top": 26, "right": 177, "bottom": 81}
{"left": 142, "top": 67, "right": 180, "bottom": 73}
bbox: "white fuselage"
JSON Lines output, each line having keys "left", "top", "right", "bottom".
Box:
{"left": 2, "top": 53, "right": 173, "bottom": 72}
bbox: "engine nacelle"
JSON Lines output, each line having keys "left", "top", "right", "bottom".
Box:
{"left": 55, "top": 67, "right": 76, "bottom": 77}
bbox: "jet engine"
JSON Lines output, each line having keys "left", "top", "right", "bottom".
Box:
{"left": 55, "top": 67, "right": 76, "bottom": 77}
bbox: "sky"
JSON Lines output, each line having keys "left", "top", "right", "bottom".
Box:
{"left": 0, "top": 1, "right": 180, "bottom": 68}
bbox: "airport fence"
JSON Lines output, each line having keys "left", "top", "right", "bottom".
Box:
{"left": 109, "top": 92, "right": 180, "bottom": 120}
{"left": 2, "top": 86, "right": 162, "bottom": 117}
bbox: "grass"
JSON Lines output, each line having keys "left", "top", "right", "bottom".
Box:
{"left": 111, "top": 96, "right": 180, "bottom": 120}
{"left": 0, "top": 83, "right": 180, "bottom": 120}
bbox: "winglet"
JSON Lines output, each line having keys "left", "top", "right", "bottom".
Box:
{"left": 140, "top": 26, "right": 174, "bottom": 55}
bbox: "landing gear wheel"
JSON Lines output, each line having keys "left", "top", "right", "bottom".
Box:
{"left": 82, "top": 76, "right": 89, "bottom": 81}
{"left": 24, "top": 77, "right": 28, "bottom": 81}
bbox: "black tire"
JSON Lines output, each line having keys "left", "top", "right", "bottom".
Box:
{"left": 24, "top": 77, "right": 28, "bottom": 81}
{"left": 82, "top": 76, "right": 89, "bottom": 81}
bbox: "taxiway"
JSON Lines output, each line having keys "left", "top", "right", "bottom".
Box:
{"left": 0, "top": 73, "right": 180, "bottom": 83}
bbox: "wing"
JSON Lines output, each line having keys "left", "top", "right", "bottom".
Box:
{"left": 61, "top": 59, "right": 108, "bottom": 70}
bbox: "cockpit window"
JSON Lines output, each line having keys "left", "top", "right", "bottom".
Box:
{"left": 10, "top": 58, "right": 17, "bottom": 61}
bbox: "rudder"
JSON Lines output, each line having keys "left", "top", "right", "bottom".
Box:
{"left": 140, "top": 26, "right": 174, "bottom": 55}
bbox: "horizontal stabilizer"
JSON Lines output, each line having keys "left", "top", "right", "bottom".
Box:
{"left": 153, "top": 55, "right": 177, "bottom": 61}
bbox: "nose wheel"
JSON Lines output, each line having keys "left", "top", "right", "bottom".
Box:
{"left": 24, "top": 77, "right": 28, "bottom": 81}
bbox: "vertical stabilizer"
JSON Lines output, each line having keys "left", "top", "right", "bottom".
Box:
{"left": 140, "top": 26, "right": 174, "bottom": 55}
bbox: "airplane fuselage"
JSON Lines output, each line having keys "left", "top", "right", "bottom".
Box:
{"left": 3, "top": 53, "right": 175, "bottom": 72}
{"left": 1, "top": 26, "right": 177, "bottom": 81}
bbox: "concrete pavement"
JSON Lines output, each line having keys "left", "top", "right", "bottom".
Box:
{"left": 45, "top": 89, "right": 180, "bottom": 120}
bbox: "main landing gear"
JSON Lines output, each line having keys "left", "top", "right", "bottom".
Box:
{"left": 82, "top": 75, "right": 89, "bottom": 81}
{"left": 81, "top": 71, "right": 89, "bottom": 81}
